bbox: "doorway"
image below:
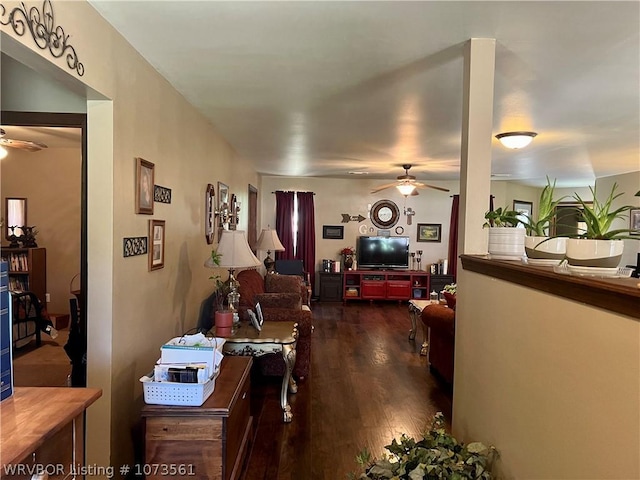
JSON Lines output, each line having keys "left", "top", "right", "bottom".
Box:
{"left": 1, "top": 111, "right": 87, "bottom": 386}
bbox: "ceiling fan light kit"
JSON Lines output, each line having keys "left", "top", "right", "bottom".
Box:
{"left": 370, "top": 164, "right": 450, "bottom": 196}
{"left": 495, "top": 131, "right": 537, "bottom": 149}
{"left": 396, "top": 183, "right": 416, "bottom": 196}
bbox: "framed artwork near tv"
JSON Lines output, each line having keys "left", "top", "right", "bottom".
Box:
{"left": 417, "top": 223, "right": 441, "bottom": 242}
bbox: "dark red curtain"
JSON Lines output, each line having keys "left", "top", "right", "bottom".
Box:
{"left": 447, "top": 195, "right": 460, "bottom": 278}
{"left": 275, "top": 191, "right": 295, "bottom": 260}
{"left": 296, "top": 192, "right": 316, "bottom": 292}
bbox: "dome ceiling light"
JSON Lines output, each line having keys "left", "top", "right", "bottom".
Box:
{"left": 495, "top": 131, "right": 537, "bottom": 149}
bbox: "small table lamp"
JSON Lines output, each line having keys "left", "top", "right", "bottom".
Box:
{"left": 256, "top": 227, "right": 285, "bottom": 273}
{"left": 205, "top": 230, "right": 261, "bottom": 316}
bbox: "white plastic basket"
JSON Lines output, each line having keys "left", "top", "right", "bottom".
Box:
{"left": 140, "top": 370, "right": 218, "bottom": 406}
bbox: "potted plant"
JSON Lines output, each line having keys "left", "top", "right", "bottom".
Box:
{"left": 522, "top": 177, "right": 568, "bottom": 265}
{"left": 207, "top": 250, "right": 233, "bottom": 328}
{"left": 483, "top": 206, "right": 525, "bottom": 259}
{"left": 441, "top": 283, "right": 457, "bottom": 309}
{"left": 566, "top": 183, "right": 637, "bottom": 270}
{"left": 350, "top": 412, "right": 498, "bottom": 479}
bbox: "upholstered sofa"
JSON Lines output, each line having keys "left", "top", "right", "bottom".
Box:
{"left": 421, "top": 303, "right": 455, "bottom": 386}
{"left": 236, "top": 269, "right": 313, "bottom": 379}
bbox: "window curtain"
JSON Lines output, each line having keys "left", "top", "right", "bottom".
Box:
{"left": 275, "top": 191, "right": 295, "bottom": 260}
{"left": 296, "top": 192, "right": 316, "bottom": 292}
{"left": 447, "top": 195, "right": 459, "bottom": 278}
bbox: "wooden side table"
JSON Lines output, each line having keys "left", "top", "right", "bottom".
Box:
{"left": 142, "top": 356, "right": 253, "bottom": 480}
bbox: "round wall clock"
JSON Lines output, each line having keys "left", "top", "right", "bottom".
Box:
{"left": 370, "top": 199, "right": 400, "bottom": 229}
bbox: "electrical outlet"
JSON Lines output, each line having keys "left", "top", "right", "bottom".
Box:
{"left": 45, "top": 293, "right": 51, "bottom": 303}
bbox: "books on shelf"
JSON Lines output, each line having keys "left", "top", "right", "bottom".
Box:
{"left": 2, "top": 252, "right": 29, "bottom": 272}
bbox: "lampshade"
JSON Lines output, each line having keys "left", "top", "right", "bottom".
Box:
{"left": 0, "top": 146, "right": 8, "bottom": 160}
{"left": 495, "top": 131, "right": 537, "bottom": 149}
{"left": 204, "top": 230, "right": 261, "bottom": 269}
{"left": 256, "top": 227, "right": 285, "bottom": 252}
{"left": 396, "top": 183, "right": 416, "bottom": 196}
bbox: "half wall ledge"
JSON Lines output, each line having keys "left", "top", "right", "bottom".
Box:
{"left": 459, "top": 255, "right": 640, "bottom": 320}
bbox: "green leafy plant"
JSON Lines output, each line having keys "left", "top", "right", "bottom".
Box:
{"left": 573, "top": 183, "right": 637, "bottom": 240}
{"left": 523, "top": 177, "right": 567, "bottom": 236}
{"left": 443, "top": 283, "right": 457, "bottom": 295}
{"left": 349, "top": 412, "right": 498, "bottom": 480}
{"left": 208, "top": 250, "right": 230, "bottom": 310}
{"left": 483, "top": 206, "right": 520, "bottom": 228}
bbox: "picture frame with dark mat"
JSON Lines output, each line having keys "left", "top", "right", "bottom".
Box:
{"left": 248, "top": 309, "right": 261, "bottom": 332}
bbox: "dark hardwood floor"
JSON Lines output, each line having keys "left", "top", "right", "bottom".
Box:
{"left": 12, "top": 302, "right": 452, "bottom": 479}
{"left": 242, "top": 301, "right": 452, "bottom": 480}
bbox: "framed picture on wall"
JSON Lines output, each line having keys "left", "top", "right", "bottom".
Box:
{"left": 417, "top": 223, "right": 441, "bottom": 242}
{"left": 149, "top": 219, "right": 165, "bottom": 271}
{"left": 323, "top": 225, "right": 344, "bottom": 239}
{"left": 513, "top": 199, "right": 533, "bottom": 228}
{"left": 136, "top": 157, "right": 155, "bottom": 215}
{"left": 630, "top": 209, "right": 640, "bottom": 235}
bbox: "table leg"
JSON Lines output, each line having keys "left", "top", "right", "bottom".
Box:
{"left": 420, "top": 321, "right": 429, "bottom": 357}
{"left": 408, "top": 305, "right": 417, "bottom": 340}
{"left": 281, "top": 344, "right": 297, "bottom": 423}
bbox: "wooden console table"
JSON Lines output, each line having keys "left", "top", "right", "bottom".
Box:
{"left": 142, "top": 356, "right": 253, "bottom": 480}
{"left": 1, "top": 387, "right": 102, "bottom": 479}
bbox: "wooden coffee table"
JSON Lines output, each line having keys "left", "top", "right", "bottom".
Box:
{"left": 217, "top": 321, "right": 298, "bottom": 423}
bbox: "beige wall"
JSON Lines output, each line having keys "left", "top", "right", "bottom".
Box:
{"left": 453, "top": 269, "right": 639, "bottom": 478}
{"left": 260, "top": 176, "right": 458, "bottom": 291}
{"left": 2, "top": 1, "right": 258, "bottom": 473}
{"left": 1, "top": 147, "right": 82, "bottom": 314}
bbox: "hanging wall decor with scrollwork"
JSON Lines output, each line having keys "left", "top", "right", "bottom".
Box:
{"left": 0, "top": 0, "right": 84, "bottom": 76}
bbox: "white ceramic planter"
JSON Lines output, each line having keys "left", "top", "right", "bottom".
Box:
{"left": 565, "top": 239, "right": 624, "bottom": 268}
{"left": 487, "top": 227, "right": 525, "bottom": 259}
{"left": 525, "top": 236, "right": 567, "bottom": 261}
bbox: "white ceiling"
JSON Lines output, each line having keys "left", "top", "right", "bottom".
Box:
{"left": 86, "top": 1, "right": 640, "bottom": 187}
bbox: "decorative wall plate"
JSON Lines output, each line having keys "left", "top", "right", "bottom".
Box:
{"left": 370, "top": 199, "right": 400, "bottom": 229}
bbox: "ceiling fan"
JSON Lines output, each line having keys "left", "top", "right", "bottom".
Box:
{"left": 371, "top": 164, "right": 450, "bottom": 196}
{"left": 0, "top": 128, "right": 48, "bottom": 153}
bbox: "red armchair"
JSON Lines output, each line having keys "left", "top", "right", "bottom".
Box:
{"left": 236, "top": 269, "right": 313, "bottom": 379}
{"left": 421, "top": 304, "right": 455, "bottom": 386}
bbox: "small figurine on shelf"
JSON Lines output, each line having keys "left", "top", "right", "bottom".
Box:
{"left": 20, "top": 226, "right": 38, "bottom": 248}
{"left": 7, "top": 226, "right": 20, "bottom": 248}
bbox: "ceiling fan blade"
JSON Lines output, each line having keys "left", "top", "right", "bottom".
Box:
{"left": 414, "top": 181, "right": 450, "bottom": 192}
{"left": 370, "top": 182, "right": 398, "bottom": 193}
{"left": 0, "top": 138, "right": 48, "bottom": 152}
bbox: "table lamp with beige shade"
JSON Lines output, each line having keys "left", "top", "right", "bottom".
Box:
{"left": 256, "top": 226, "right": 285, "bottom": 273}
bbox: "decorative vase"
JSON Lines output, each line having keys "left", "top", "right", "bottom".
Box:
{"left": 344, "top": 254, "right": 354, "bottom": 270}
{"left": 566, "top": 239, "right": 624, "bottom": 268}
{"left": 525, "top": 236, "right": 566, "bottom": 265}
{"left": 487, "top": 227, "right": 526, "bottom": 260}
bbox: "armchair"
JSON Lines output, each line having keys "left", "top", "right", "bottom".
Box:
{"left": 237, "top": 269, "right": 313, "bottom": 379}
{"left": 421, "top": 303, "right": 455, "bottom": 386}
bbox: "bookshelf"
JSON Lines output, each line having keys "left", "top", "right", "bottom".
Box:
{"left": 1, "top": 247, "right": 47, "bottom": 305}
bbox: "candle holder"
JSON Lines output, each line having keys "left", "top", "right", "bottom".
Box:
{"left": 416, "top": 250, "right": 423, "bottom": 271}
{"left": 410, "top": 252, "right": 416, "bottom": 270}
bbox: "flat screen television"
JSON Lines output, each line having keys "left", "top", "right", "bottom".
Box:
{"left": 357, "top": 236, "right": 410, "bottom": 270}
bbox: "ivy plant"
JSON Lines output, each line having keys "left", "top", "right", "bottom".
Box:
{"left": 350, "top": 412, "right": 498, "bottom": 480}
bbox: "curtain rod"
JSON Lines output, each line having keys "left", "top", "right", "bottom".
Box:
{"left": 271, "top": 191, "right": 316, "bottom": 195}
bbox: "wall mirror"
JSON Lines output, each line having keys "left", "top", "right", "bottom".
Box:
{"left": 5, "top": 197, "right": 27, "bottom": 239}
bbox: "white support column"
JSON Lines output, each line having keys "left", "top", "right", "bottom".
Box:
{"left": 458, "top": 38, "right": 496, "bottom": 255}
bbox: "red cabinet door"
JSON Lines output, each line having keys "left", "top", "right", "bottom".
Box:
{"left": 386, "top": 281, "right": 411, "bottom": 299}
{"left": 361, "top": 281, "right": 386, "bottom": 298}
